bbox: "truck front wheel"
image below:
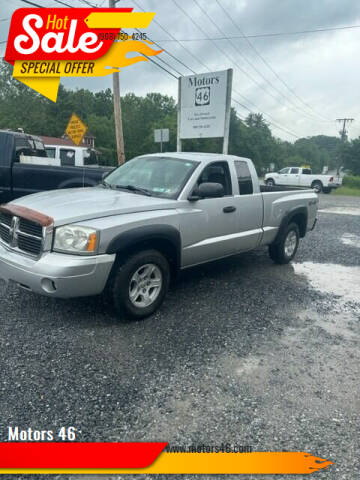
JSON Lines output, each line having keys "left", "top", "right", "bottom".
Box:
{"left": 269, "top": 223, "right": 300, "bottom": 264}
{"left": 106, "top": 249, "right": 170, "bottom": 321}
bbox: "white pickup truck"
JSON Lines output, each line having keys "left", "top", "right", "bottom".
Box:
{"left": 264, "top": 167, "right": 341, "bottom": 193}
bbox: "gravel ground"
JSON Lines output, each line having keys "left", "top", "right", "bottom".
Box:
{"left": 0, "top": 194, "right": 359, "bottom": 480}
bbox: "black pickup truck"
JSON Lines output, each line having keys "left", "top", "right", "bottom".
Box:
{"left": 0, "top": 130, "right": 112, "bottom": 203}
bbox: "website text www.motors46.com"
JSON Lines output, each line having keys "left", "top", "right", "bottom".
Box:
{"left": 165, "top": 444, "right": 253, "bottom": 453}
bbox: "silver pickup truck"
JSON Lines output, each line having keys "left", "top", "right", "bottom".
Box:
{"left": 0, "top": 153, "right": 318, "bottom": 320}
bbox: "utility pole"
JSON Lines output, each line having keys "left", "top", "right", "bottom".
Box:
{"left": 336, "top": 118, "right": 354, "bottom": 173}
{"left": 110, "top": 0, "right": 125, "bottom": 165}
{"left": 336, "top": 118, "right": 354, "bottom": 142}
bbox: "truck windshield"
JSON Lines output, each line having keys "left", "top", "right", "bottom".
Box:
{"left": 104, "top": 156, "right": 199, "bottom": 198}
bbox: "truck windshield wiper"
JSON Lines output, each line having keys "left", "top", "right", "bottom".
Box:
{"left": 114, "top": 184, "right": 153, "bottom": 196}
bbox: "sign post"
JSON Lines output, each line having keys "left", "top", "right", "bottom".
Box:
{"left": 154, "top": 128, "right": 169, "bottom": 153}
{"left": 177, "top": 69, "right": 233, "bottom": 153}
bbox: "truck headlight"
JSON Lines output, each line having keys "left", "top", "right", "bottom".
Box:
{"left": 53, "top": 225, "right": 98, "bottom": 255}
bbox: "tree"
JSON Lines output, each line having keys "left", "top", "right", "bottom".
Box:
{"left": 1, "top": 59, "right": 353, "bottom": 173}
{"left": 342, "top": 140, "right": 360, "bottom": 175}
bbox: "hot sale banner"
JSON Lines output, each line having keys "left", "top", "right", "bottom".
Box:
{"left": 4, "top": 8, "right": 162, "bottom": 101}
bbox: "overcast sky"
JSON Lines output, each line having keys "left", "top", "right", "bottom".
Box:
{"left": 1, "top": 0, "right": 360, "bottom": 141}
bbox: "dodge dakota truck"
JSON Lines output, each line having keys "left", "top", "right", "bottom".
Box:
{"left": 0, "top": 152, "right": 318, "bottom": 320}
{"left": 0, "top": 130, "right": 112, "bottom": 203}
{"left": 264, "top": 166, "right": 341, "bottom": 193}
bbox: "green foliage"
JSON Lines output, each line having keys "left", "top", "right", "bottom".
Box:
{"left": 342, "top": 175, "right": 360, "bottom": 189}
{"left": 333, "top": 186, "right": 360, "bottom": 197}
{"left": 1, "top": 59, "right": 359, "bottom": 175}
{"left": 342, "top": 139, "right": 360, "bottom": 175}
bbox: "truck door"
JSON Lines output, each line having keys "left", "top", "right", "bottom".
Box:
{"left": 12, "top": 144, "right": 78, "bottom": 198}
{"left": 277, "top": 167, "right": 290, "bottom": 184}
{"left": 287, "top": 167, "right": 301, "bottom": 185}
{"left": 180, "top": 161, "right": 242, "bottom": 266}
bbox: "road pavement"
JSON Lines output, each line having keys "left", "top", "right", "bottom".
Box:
{"left": 0, "top": 194, "right": 359, "bottom": 480}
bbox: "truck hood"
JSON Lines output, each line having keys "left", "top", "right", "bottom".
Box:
{"left": 10, "top": 187, "right": 179, "bottom": 226}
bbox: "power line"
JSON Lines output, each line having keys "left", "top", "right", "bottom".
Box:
{"left": 192, "top": 0, "right": 329, "bottom": 124}
{"left": 15, "top": 0, "right": 43, "bottom": 6}
{"left": 154, "top": 24, "right": 360, "bottom": 42}
{"left": 134, "top": 2, "right": 300, "bottom": 138}
{"left": 169, "top": 0, "right": 303, "bottom": 135}
{"left": 76, "top": 0, "right": 97, "bottom": 6}
{"left": 142, "top": 55, "right": 179, "bottom": 80}
{"left": 132, "top": 0, "right": 203, "bottom": 74}
{"left": 232, "top": 98, "right": 300, "bottom": 139}
{"left": 214, "top": 0, "right": 332, "bottom": 123}
{"left": 132, "top": 0, "right": 302, "bottom": 138}
{"left": 147, "top": 49, "right": 184, "bottom": 76}
{"left": 51, "top": 0, "right": 74, "bottom": 7}
{"left": 7, "top": 0, "right": 301, "bottom": 138}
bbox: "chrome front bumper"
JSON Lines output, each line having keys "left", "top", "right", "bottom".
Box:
{"left": 0, "top": 242, "right": 115, "bottom": 298}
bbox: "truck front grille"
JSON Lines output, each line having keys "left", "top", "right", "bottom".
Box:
{"left": 17, "top": 234, "right": 42, "bottom": 255}
{"left": 0, "top": 223, "right": 11, "bottom": 243}
{"left": 0, "top": 212, "right": 43, "bottom": 257}
{"left": 0, "top": 212, "right": 11, "bottom": 227}
{"left": 19, "top": 218, "right": 43, "bottom": 237}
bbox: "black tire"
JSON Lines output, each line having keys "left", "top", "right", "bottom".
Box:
{"left": 269, "top": 222, "right": 300, "bottom": 264}
{"left": 266, "top": 178, "right": 275, "bottom": 186}
{"left": 105, "top": 249, "right": 170, "bottom": 321}
{"left": 323, "top": 187, "right": 331, "bottom": 194}
{"left": 311, "top": 180, "right": 323, "bottom": 193}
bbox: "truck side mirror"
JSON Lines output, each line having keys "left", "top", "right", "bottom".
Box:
{"left": 188, "top": 182, "right": 225, "bottom": 201}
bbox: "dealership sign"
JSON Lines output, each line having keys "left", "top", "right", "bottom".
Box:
{"left": 5, "top": 8, "right": 162, "bottom": 102}
{"left": 178, "top": 69, "right": 233, "bottom": 149}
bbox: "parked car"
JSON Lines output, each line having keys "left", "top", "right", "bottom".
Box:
{"left": 44, "top": 144, "right": 100, "bottom": 168}
{"left": 264, "top": 166, "right": 341, "bottom": 193}
{"left": 0, "top": 152, "right": 318, "bottom": 320}
{"left": 0, "top": 130, "right": 113, "bottom": 203}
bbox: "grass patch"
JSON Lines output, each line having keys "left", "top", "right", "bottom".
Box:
{"left": 333, "top": 186, "right": 360, "bottom": 196}
{"left": 343, "top": 175, "right": 360, "bottom": 189}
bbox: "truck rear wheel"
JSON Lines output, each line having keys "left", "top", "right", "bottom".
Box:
{"left": 311, "top": 180, "right": 323, "bottom": 193}
{"left": 269, "top": 222, "right": 300, "bottom": 264}
{"left": 106, "top": 249, "right": 170, "bottom": 321}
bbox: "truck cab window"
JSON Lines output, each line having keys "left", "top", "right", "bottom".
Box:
{"left": 45, "top": 148, "right": 56, "bottom": 158}
{"left": 83, "top": 149, "right": 98, "bottom": 166}
{"left": 196, "top": 161, "right": 232, "bottom": 195}
{"left": 279, "top": 167, "right": 290, "bottom": 174}
{"left": 60, "top": 149, "right": 75, "bottom": 166}
{"left": 302, "top": 168, "right": 312, "bottom": 175}
{"left": 14, "top": 137, "right": 32, "bottom": 162}
{"left": 234, "top": 160, "right": 253, "bottom": 195}
{"left": 290, "top": 168, "right": 299, "bottom": 174}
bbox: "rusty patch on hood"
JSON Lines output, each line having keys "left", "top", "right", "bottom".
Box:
{"left": 0, "top": 204, "right": 54, "bottom": 227}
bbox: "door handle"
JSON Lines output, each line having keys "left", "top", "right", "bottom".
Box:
{"left": 223, "top": 206, "right": 236, "bottom": 213}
